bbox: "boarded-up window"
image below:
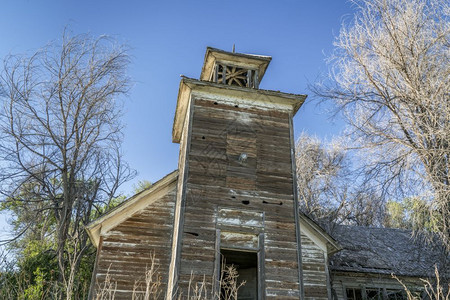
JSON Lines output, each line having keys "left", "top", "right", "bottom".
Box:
{"left": 217, "top": 208, "right": 264, "bottom": 231}
{"left": 220, "top": 231, "right": 259, "bottom": 250}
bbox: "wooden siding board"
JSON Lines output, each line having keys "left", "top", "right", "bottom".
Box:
{"left": 301, "top": 233, "right": 329, "bottom": 300}
{"left": 92, "top": 190, "right": 176, "bottom": 299}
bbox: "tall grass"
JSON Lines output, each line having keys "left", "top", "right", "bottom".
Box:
{"left": 394, "top": 266, "right": 449, "bottom": 300}
{"left": 95, "top": 253, "right": 245, "bottom": 300}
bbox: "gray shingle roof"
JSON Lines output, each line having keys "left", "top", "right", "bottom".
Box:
{"left": 329, "top": 225, "right": 449, "bottom": 278}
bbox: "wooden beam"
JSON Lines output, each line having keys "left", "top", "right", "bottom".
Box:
{"left": 222, "top": 64, "right": 227, "bottom": 84}
{"left": 214, "top": 63, "right": 219, "bottom": 83}
{"left": 290, "top": 113, "right": 305, "bottom": 300}
{"left": 258, "top": 232, "right": 265, "bottom": 300}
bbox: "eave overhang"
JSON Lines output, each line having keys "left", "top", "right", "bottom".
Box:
{"left": 299, "top": 211, "right": 342, "bottom": 255}
{"left": 172, "top": 77, "right": 307, "bottom": 143}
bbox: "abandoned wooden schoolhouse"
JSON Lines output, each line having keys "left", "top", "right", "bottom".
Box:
{"left": 86, "top": 48, "right": 449, "bottom": 300}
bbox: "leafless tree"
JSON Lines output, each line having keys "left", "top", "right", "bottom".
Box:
{"left": 295, "top": 133, "right": 349, "bottom": 223}
{"left": 0, "top": 30, "right": 135, "bottom": 298}
{"left": 295, "top": 133, "right": 386, "bottom": 228}
{"left": 313, "top": 0, "right": 450, "bottom": 249}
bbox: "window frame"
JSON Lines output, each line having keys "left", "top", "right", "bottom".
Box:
{"left": 344, "top": 285, "right": 415, "bottom": 300}
{"left": 214, "top": 228, "right": 265, "bottom": 300}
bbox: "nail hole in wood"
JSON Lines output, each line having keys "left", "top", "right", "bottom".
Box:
{"left": 184, "top": 231, "right": 199, "bottom": 237}
{"left": 242, "top": 200, "right": 250, "bottom": 205}
{"left": 214, "top": 102, "right": 218, "bottom": 105}
{"left": 202, "top": 136, "right": 205, "bottom": 139}
{"left": 262, "top": 200, "right": 283, "bottom": 206}
{"left": 234, "top": 105, "right": 239, "bottom": 108}
{"left": 231, "top": 196, "right": 236, "bottom": 199}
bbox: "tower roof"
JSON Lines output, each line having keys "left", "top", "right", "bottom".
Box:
{"left": 172, "top": 47, "right": 306, "bottom": 143}
{"left": 200, "top": 47, "right": 272, "bottom": 86}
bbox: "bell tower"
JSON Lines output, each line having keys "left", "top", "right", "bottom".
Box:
{"left": 168, "top": 47, "right": 306, "bottom": 299}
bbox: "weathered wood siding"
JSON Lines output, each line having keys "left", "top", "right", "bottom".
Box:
{"left": 93, "top": 188, "right": 176, "bottom": 299}
{"left": 301, "top": 233, "right": 328, "bottom": 300}
{"left": 173, "top": 96, "right": 301, "bottom": 299}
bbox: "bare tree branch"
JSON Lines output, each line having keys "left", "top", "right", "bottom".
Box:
{"left": 0, "top": 29, "right": 136, "bottom": 298}
{"left": 312, "top": 0, "right": 449, "bottom": 249}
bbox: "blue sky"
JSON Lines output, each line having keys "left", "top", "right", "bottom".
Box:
{"left": 0, "top": 1, "right": 355, "bottom": 232}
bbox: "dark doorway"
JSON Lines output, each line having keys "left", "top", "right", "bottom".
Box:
{"left": 220, "top": 249, "right": 258, "bottom": 300}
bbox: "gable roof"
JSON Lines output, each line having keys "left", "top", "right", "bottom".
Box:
{"left": 299, "top": 211, "right": 342, "bottom": 255}
{"left": 86, "top": 170, "right": 178, "bottom": 248}
{"left": 329, "top": 225, "right": 450, "bottom": 278}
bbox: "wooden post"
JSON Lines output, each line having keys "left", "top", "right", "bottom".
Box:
{"left": 247, "top": 69, "right": 253, "bottom": 88}
{"left": 222, "top": 64, "right": 227, "bottom": 84}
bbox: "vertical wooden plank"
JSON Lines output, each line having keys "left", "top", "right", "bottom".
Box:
{"left": 343, "top": 287, "right": 349, "bottom": 300}
{"left": 325, "top": 252, "right": 332, "bottom": 300}
{"left": 258, "top": 232, "right": 265, "bottom": 300}
{"left": 289, "top": 113, "right": 304, "bottom": 300}
{"left": 336, "top": 279, "right": 347, "bottom": 300}
{"left": 88, "top": 236, "right": 103, "bottom": 300}
{"left": 214, "top": 227, "right": 221, "bottom": 298}
{"left": 254, "top": 70, "right": 259, "bottom": 88}
{"left": 247, "top": 69, "right": 252, "bottom": 88}
{"left": 167, "top": 96, "right": 196, "bottom": 300}
{"left": 222, "top": 64, "right": 227, "bottom": 84}
{"left": 214, "top": 64, "right": 219, "bottom": 83}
